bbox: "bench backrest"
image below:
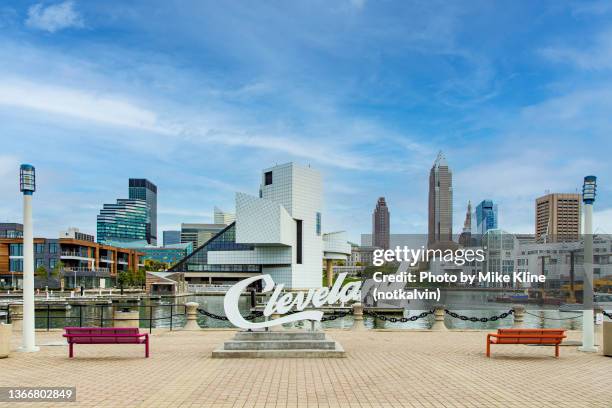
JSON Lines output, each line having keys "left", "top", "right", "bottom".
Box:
{"left": 495, "top": 328, "right": 565, "bottom": 344}
{"left": 64, "top": 327, "right": 142, "bottom": 344}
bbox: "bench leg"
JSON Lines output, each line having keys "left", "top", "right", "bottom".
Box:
{"left": 69, "top": 343, "right": 74, "bottom": 358}
{"left": 555, "top": 344, "right": 559, "bottom": 358}
{"left": 145, "top": 338, "right": 149, "bottom": 358}
{"left": 486, "top": 336, "right": 491, "bottom": 357}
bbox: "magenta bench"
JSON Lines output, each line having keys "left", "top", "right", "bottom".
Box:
{"left": 63, "top": 327, "right": 149, "bottom": 358}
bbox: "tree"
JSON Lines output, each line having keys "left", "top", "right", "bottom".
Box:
{"left": 51, "top": 260, "right": 64, "bottom": 289}
{"left": 117, "top": 271, "right": 130, "bottom": 295}
{"left": 35, "top": 265, "right": 48, "bottom": 288}
{"left": 144, "top": 259, "right": 168, "bottom": 272}
{"left": 134, "top": 269, "right": 147, "bottom": 288}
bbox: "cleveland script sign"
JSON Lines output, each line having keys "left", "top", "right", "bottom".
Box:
{"left": 223, "top": 273, "right": 361, "bottom": 329}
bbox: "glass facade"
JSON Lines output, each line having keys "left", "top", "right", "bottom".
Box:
{"left": 476, "top": 200, "right": 498, "bottom": 235}
{"left": 129, "top": 178, "right": 157, "bottom": 245}
{"left": 170, "top": 223, "right": 260, "bottom": 273}
{"left": 97, "top": 199, "right": 148, "bottom": 244}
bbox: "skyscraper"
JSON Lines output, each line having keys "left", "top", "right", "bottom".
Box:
{"left": 428, "top": 152, "right": 453, "bottom": 246}
{"left": 372, "top": 197, "right": 390, "bottom": 250}
{"left": 475, "top": 200, "right": 498, "bottom": 235}
{"left": 163, "top": 230, "right": 181, "bottom": 246}
{"left": 535, "top": 193, "right": 581, "bottom": 242}
{"left": 129, "top": 179, "right": 157, "bottom": 245}
{"left": 97, "top": 199, "right": 148, "bottom": 244}
{"left": 458, "top": 201, "right": 472, "bottom": 247}
{"left": 214, "top": 207, "right": 236, "bottom": 225}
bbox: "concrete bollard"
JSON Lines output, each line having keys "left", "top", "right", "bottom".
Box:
{"left": 352, "top": 303, "right": 365, "bottom": 331}
{"left": 113, "top": 308, "right": 140, "bottom": 328}
{"left": 8, "top": 304, "right": 23, "bottom": 333}
{"left": 183, "top": 302, "right": 201, "bottom": 330}
{"left": 430, "top": 305, "right": 447, "bottom": 331}
{"left": 0, "top": 323, "right": 11, "bottom": 358}
{"left": 512, "top": 306, "right": 525, "bottom": 328}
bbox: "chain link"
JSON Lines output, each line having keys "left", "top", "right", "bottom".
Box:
{"left": 364, "top": 309, "right": 434, "bottom": 322}
{"left": 198, "top": 308, "right": 263, "bottom": 321}
{"left": 445, "top": 309, "right": 514, "bottom": 322}
{"left": 601, "top": 310, "right": 612, "bottom": 319}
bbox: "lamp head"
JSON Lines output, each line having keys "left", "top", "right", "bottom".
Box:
{"left": 582, "top": 175, "right": 596, "bottom": 204}
{"left": 19, "top": 164, "right": 35, "bottom": 195}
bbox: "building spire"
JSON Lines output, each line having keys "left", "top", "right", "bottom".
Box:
{"left": 462, "top": 201, "right": 472, "bottom": 233}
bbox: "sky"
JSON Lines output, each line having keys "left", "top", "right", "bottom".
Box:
{"left": 1, "top": 0, "right": 612, "bottom": 243}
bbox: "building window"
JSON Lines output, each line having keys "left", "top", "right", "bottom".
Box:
{"left": 35, "top": 243, "right": 45, "bottom": 254}
{"left": 296, "top": 220, "right": 303, "bottom": 264}
{"left": 316, "top": 212, "right": 321, "bottom": 236}
{"left": 9, "top": 259, "right": 23, "bottom": 272}
{"left": 264, "top": 171, "right": 273, "bottom": 186}
{"left": 9, "top": 244, "right": 22, "bottom": 256}
{"left": 36, "top": 258, "right": 44, "bottom": 268}
{"left": 50, "top": 258, "right": 57, "bottom": 269}
{"left": 49, "top": 243, "right": 58, "bottom": 254}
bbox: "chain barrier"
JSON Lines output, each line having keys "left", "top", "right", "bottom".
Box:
{"left": 445, "top": 309, "right": 513, "bottom": 323}
{"left": 364, "top": 309, "right": 434, "bottom": 322}
{"left": 320, "top": 311, "right": 350, "bottom": 321}
{"left": 197, "top": 308, "right": 264, "bottom": 321}
{"left": 522, "top": 310, "right": 582, "bottom": 321}
{"left": 601, "top": 310, "right": 611, "bottom": 319}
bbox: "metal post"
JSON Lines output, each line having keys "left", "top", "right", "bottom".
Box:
{"left": 79, "top": 305, "right": 83, "bottom": 327}
{"left": 580, "top": 175, "right": 597, "bottom": 352}
{"left": 170, "top": 304, "right": 173, "bottom": 331}
{"left": 149, "top": 306, "right": 153, "bottom": 333}
{"left": 19, "top": 163, "right": 38, "bottom": 352}
{"left": 46, "top": 304, "right": 50, "bottom": 331}
{"left": 100, "top": 306, "right": 104, "bottom": 328}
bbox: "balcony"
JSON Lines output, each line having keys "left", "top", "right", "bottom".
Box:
{"left": 60, "top": 251, "right": 93, "bottom": 260}
{"left": 99, "top": 256, "right": 114, "bottom": 263}
{"left": 62, "top": 267, "right": 111, "bottom": 277}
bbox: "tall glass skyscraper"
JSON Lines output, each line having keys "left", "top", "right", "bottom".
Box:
{"left": 97, "top": 199, "right": 149, "bottom": 244}
{"left": 129, "top": 179, "right": 157, "bottom": 245}
{"left": 428, "top": 152, "right": 453, "bottom": 245}
{"left": 476, "top": 199, "right": 498, "bottom": 235}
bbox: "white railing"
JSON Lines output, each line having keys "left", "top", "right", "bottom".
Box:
{"left": 61, "top": 251, "right": 92, "bottom": 258}
{"left": 63, "top": 267, "right": 110, "bottom": 274}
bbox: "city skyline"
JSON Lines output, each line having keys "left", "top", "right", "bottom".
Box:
{"left": 1, "top": 1, "right": 612, "bottom": 242}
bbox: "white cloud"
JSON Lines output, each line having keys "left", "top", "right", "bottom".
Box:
{"left": 540, "top": 28, "right": 612, "bottom": 70}
{"left": 0, "top": 78, "right": 166, "bottom": 133}
{"left": 25, "top": 1, "right": 83, "bottom": 33}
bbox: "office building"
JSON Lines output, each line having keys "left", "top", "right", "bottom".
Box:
{"left": 372, "top": 197, "right": 390, "bottom": 250}
{"left": 458, "top": 201, "right": 473, "bottom": 247}
{"left": 180, "top": 223, "right": 226, "bottom": 249}
{"left": 535, "top": 193, "right": 581, "bottom": 242}
{"left": 0, "top": 236, "right": 142, "bottom": 289}
{"left": 214, "top": 207, "right": 236, "bottom": 225}
{"left": 475, "top": 200, "right": 498, "bottom": 235}
{"left": 171, "top": 162, "right": 350, "bottom": 289}
{"left": 428, "top": 151, "right": 453, "bottom": 246}
{"left": 97, "top": 199, "right": 149, "bottom": 244}
{"left": 129, "top": 178, "right": 157, "bottom": 245}
{"left": 60, "top": 227, "right": 94, "bottom": 242}
{"left": 163, "top": 230, "right": 181, "bottom": 246}
{"left": 0, "top": 223, "right": 23, "bottom": 238}
{"left": 116, "top": 242, "right": 193, "bottom": 267}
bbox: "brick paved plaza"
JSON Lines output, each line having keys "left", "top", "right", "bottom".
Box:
{"left": 0, "top": 329, "right": 610, "bottom": 408}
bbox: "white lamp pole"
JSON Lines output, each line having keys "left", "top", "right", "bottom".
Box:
{"left": 19, "top": 164, "right": 39, "bottom": 352}
{"left": 579, "top": 175, "right": 597, "bottom": 353}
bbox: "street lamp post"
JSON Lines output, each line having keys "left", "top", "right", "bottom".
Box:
{"left": 19, "top": 164, "right": 39, "bottom": 352}
{"left": 579, "top": 175, "right": 597, "bottom": 353}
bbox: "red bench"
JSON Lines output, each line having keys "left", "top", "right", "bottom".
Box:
{"left": 486, "top": 328, "right": 566, "bottom": 358}
{"left": 63, "top": 327, "right": 149, "bottom": 358}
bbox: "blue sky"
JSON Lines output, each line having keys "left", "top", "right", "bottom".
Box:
{"left": 1, "top": 0, "right": 612, "bottom": 242}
